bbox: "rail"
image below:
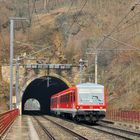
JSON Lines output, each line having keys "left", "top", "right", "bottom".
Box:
{"left": 82, "top": 123, "right": 140, "bottom": 140}
{"left": 106, "top": 110, "right": 140, "bottom": 124}
{"left": 0, "top": 109, "right": 19, "bottom": 138}
{"left": 43, "top": 116, "right": 88, "bottom": 140}
{"left": 33, "top": 116, "right": 56, "bottom": 140}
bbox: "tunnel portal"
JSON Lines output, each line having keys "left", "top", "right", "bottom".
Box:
{"left": 22, "top": 76, "right": 69, "bottom": 115}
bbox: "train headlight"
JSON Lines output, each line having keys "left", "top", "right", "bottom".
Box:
{"left": 76, "top": 106, "right": 80, "bottom": 109}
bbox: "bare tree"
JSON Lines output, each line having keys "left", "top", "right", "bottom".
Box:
{"left": 44, "top": 0, "right": 49, "bottom": 10}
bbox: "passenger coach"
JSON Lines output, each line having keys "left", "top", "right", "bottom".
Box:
{"left": 50, "top": 83, "right": 106, "bottom": 123}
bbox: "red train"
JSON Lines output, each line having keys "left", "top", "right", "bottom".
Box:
{"left": 50, "top": 83, "right": 106, "bottom": 123}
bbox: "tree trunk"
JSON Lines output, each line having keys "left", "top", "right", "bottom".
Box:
{"left": 44, "top": 0, "right": 47, "bottom": 10}
{"left": 0, "top": 65, "right": 2, "bottom": 80}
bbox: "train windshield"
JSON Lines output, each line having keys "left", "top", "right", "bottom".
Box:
{"left": 78, "top": 88, "right": 104, "bottom": 105}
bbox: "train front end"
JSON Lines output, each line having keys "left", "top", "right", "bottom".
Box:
{"left": 75, "top": 83, "right": 106, "bottom": 123}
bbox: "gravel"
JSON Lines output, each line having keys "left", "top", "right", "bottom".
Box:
{"left": 32, "top": 116, "right": 80, "bottom": 140}
{"left": 45, "top": 115, "right": 125, "bottom": 140}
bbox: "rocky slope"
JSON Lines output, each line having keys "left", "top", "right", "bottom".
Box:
{"left": 0, "top": 0, "right": 140, "bottom": 111}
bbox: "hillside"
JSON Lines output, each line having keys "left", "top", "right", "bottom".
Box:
{"left": 0, "top": 0, "right": 140, "bottom": 111}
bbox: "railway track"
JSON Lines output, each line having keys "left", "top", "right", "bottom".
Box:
{"left": 49, "top": 115, "right": 140, "bottom": 140}
{"left": 82, "top": 122, "right": 140, "bottom": 140}
{"left": 34, "top": 115, "right": 140, "bottom": 140}
{"left": 42, "top": 116, "right": 88, "bottom": 140}
{"left": 33, "top": 116, "right": 88, "bottom": 140}
{"left": 33, "top": 116, "right": 55, "bottom": 140}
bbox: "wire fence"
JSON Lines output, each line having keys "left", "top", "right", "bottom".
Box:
{"left": 106, "top": 110, "right": 140, "bottom": 124}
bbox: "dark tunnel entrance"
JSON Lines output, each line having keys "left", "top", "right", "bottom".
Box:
{"left": 22, "top": 76, "right": 69, "bottom": 115}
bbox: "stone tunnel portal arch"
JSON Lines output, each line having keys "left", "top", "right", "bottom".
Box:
{"left": 22, "top": 76, "right": 69, "bottom": 115}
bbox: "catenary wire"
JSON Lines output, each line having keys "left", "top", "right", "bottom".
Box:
{"left": 95, "top": 1, "right": 140, "bottom": 50}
